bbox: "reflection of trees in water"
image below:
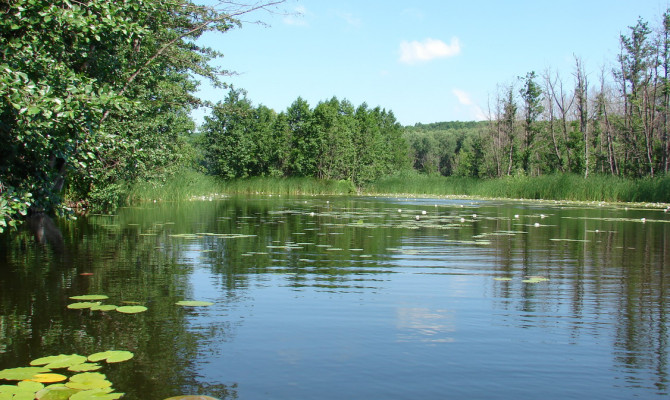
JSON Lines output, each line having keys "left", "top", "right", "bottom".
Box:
{"left": 488, "top": 208, "right": 669, "bottom": 393}
{"left": 0, "top": 208, "right": 240, "bottom": 399}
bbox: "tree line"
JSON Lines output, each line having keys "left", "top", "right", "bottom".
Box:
{"left": 406, "top": 11, "right": 670, "bottom": 179}
{"left": 200, "top": 89, "right": 408, "bottom": 186}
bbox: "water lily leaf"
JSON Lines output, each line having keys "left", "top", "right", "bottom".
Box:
{"left": 163, "top": 396, "right": 221, "bottom": 400}
{"left": 13, "top": 392, "right": 35, "bottom": 400}
{"left": 67, "top": 302, "right": 100, "bottom": 310}
{"left": 37, "top": 355, "right": 88, "bottom": 369}
{"left": 35, "top": 385, "right": 80, "bottom": 400}
{"left": 65, "top": 373, "right": 111, "bottom": 390}
{"left": 175, "top": 301, "right": 214, "bottom": 307}
{"left": 493, "top": 277, "right": 512, "bottom": 281}
{"left": 0, "top": 367, "right": 50, "bottom": 381}
{"left": 69, "top": 295, "right": 109, "bottom": 301}
{"left": 0, "top": 385, "right": 19, "bottom": 395}
{"left": 68, "top": 364, "right": 102, "bottom": 372}
{"left": 90, "top": 305, "right": 118, "bottom": 312}
{"left": 18, "top": 380, "right": 44, "bottom": 391}
{"left": 88, "top": 351, "right": 133, "bottom": 364}
{"left": 522, "top": 276, "right": 549, "bottom": 283}
{"left": 70, "top": 388, "right": 124, "bottom": 400}
{"left": 0, "top": 380, "right": 44, "bottom": 400}
{"left": 29, "top": 373, "right": 68, "bottom": 383}
{"left": 115, "top": 306, "right": 147, "bottom": 314}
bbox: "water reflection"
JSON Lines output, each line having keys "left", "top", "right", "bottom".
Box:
{"left": 0, "top": 196, "right": 668, "bottom": 398}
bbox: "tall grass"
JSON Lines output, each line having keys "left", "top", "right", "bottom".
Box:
{"left": 367, "top": 172, "right": 670, "bottom": 203}
{"left": 127, "top": 169, "right": 670, "bottom": 204}
{"left": 126, "top": 170, "right": 357, "bottom": 203}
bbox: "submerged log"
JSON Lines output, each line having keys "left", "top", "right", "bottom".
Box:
{"left": 26, "top": 211, "right": 64, "bottom": 252}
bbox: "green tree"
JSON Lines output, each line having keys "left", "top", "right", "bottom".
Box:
{"left": 287, "top": 97, "right": 318, "bottom": 176}
{"left": 519, "top": 71, "right": 544, "bottom": 175}
{"left": 0, "top": 0, "right": 283, "bottom": 229}
{"left": 202, "top": 89, "right": 256, "bottom": 179}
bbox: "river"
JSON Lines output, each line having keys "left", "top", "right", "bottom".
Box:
{"left": 0, "top": 196, "right": 668, "bottom": 399}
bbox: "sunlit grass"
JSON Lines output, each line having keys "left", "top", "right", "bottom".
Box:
{"left": 127, "top": 169, "right": 670, "bottom": 204}
{"left": 126, "top": 170, "right": 357, "bottom": 203}
{"left": 367, "top": 172, "right": 670, "bottom": 203}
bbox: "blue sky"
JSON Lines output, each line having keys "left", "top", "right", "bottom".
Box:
{"left": 194, "top": 0, "right": 669, "bottom": 126}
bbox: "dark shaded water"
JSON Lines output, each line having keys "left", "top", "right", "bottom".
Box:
{"left": 0, "top": 196, "right": 668, "bottom": 399}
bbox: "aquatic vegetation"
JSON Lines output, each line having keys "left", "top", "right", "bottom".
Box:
{"left": 115, "top": 306, "right": 148, "bottom": 314}
{"left": 31, "top": 355, "right": 88, "bottom": 370}
{"left": 0, "top": 351, "right": 132, "bottom": 400}
{"left": 67, "top": 302, "right": 101, "bottom": 310}
{"left": 175, "top": 301, "right": 214, "bottom": 307}
{"left": 87, "top": 351, "right": 134, "bottom": 364}
{"left": 69, "top": 296, "right": 109, "bottom": 301}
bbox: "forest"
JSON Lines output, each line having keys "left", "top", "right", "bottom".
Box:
{"left": 2, "top": 0, "right": 670, "bottom": 233}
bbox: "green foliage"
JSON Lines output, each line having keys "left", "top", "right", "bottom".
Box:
{"left": 0, "top": 0, "right": 270, "bottom": 224}
{"left": 201, "top": 93, "right": 408, "bottom": 186}
{"left": 367, "top": 173, "right": 670, "bottom": 203}
{"left": 0, "top": 186, "right": 32, "bottom": 233}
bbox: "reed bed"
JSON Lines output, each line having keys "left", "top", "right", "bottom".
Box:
{"left": 367, "top": 172, "right": 670, "bottom": 203}
{"left": 128, "top": 170, "right": 670, "bottom": 204}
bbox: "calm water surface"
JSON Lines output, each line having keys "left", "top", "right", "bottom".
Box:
{"left": 0, "top": 196, "right": 668, "bottom": 399}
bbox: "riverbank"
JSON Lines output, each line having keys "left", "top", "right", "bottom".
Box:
{"left": 124, "top": 170, "right": 670, "bottom": 207}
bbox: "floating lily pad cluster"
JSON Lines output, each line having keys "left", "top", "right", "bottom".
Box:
{"left": 67, "top": 295, "right": 215, "bottom": 314}
{"left": 0, "top": 351, "right": 133, "bottom": 400}
{"left": 66, "top": 295, "right": 147, "bottom": 314}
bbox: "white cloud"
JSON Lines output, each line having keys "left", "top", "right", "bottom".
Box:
{"left": 452, "top": 89, "right": 486, "bottom": 121}
{"left": 283, "top": 5, "right": 308, "bottom": 26}
{"left": 452, "top": 89, "right": 473, "bottom": 106}
{"left": 399, "top": 37, "right": 461, "bottom": 64}
{"left": 336, "top": 11, "right": 361, "bottom": 28}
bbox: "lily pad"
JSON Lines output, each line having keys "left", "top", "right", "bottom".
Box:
{"left": 493, "top": 277, "right": 512, "bottom": 281}
{"left": 115, "top": 306, "right": 147, "bottom": 314}
{"left": 18, "top": 380, "right": 45, "bottom": 391}
{"left": 69, "top": 295, "right": 109, "bottom": 301}
{"left": 522, "top": 276, "right": 550, "bottom": 283}
{"left": 175, "top": 301, "right": 214, "bottom": 307}
{"left": 69, "top": 388, "right": 124, "bottom": 400}
{"left": 31, "top": 354, "right": 88, "bottom": 369}
{"left": 0, "top": 366, "right": 50, "bottom": 381}
{"left": 68, "top": 364, "right": 102, "bottom": 372}
{"left": 88, "top": 351, "right": 133, "bottom": 364}
{"left": 0, "top": 380, "right": 44, "bottom": 400}
{"left": 67, "top": 302, "right": 101, "bottom": 310}
{"left": 65, "top": 373, "right": 112, "bottom": 390}
{"left": 30, "top": 373, "right": 68, "bottom": 383}
{"left": 35, "top": 385, "right": 81, "bottom": 400}
{"left": 90, "top": 305, "right": 118, "bottom": 312}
